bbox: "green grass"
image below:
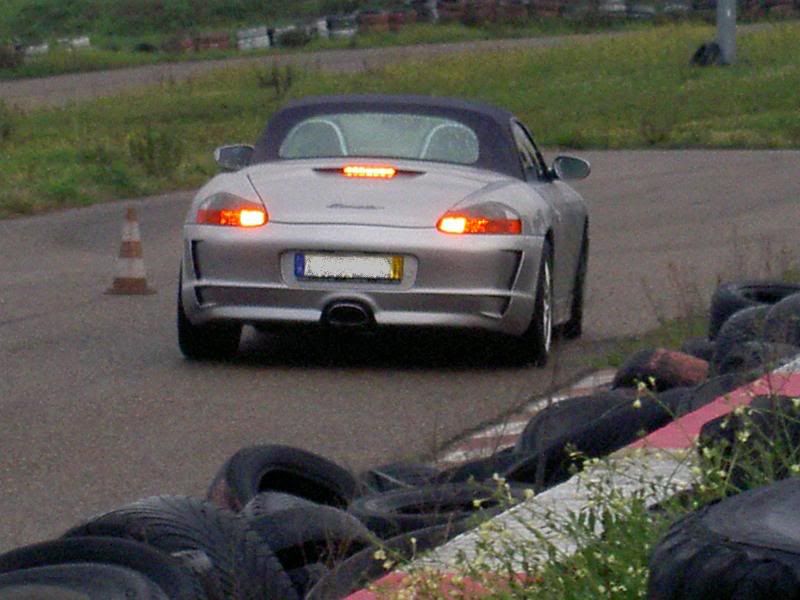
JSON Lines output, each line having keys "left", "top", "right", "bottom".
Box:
{"left": 0, "top": 0, "right": 348, "bottom": 40}
{"left": 0, "top": 19, "right": 661, "bottom": 81}
{"left": 2, "top": 22, "right": 800, "bottom": 218}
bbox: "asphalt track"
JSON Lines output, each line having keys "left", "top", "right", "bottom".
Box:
{"left": 1, "top": 148, "right": 797, "bottom": 552}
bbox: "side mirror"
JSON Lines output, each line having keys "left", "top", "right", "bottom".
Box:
{"left": 214, "top": 144, "right": 254, "bottom": 171}
{"left": 552, "top": 155, "right": 591, "bottom": 180}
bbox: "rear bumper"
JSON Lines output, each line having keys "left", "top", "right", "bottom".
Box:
{"left": 181, "top": 223, "right": 546, "bottom": 336}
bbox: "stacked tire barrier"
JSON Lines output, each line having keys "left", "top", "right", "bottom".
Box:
{"left": 1, "top": 279, "right": 797, "bottom": 598}
{"left": 356, "top": 11, "right": 390, "bottom": 34}
{"left": 0, "top": 444, "right": 515, "bottom": 599}
{"left": 438, "top": 0, "right": 468, "bottom": 21}
{"left": 645, "top": 280, "right": 800, "bottom": 599}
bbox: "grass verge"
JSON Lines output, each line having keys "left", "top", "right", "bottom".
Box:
{"left": 1, "top": 22, "right": 800, "bottom": 217}
{"left": 0, "top": 20, "right": 660, "bottom": 81}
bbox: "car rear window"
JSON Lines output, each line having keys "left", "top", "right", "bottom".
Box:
{"left": 278, "top": 112, "right": 480, "bottom": 165}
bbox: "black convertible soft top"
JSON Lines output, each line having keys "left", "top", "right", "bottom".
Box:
{"left": 251, "top": 94, "right": 524, "bottom": 180}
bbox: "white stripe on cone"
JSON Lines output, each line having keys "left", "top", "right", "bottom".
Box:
{"left": 106, "top": 207, "right": 155, "bottom": 295}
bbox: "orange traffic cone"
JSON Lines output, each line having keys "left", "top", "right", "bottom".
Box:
{"left": 106, "top": 207, "right": 156, "bottom": 295}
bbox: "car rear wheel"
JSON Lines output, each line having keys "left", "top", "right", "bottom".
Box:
{"left": 518, "top": 242, "right": 553, "bottom": 366}
{"left": 561, "top": 231, "right": 587, "bottom": 340}
{"left": 177, "top": 273, "right": 241, "bottom": 361}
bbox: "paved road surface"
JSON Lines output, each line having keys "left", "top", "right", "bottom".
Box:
{"left": 0, "top": 149, "right": 798, "bottom": 551}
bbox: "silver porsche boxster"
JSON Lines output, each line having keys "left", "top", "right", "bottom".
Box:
{"left": 178, "top": 95, "right": 590, "bottom": 365}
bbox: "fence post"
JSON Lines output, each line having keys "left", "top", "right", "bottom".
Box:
{"left": 717, "top": 0, "right": 737, "bottom": 64}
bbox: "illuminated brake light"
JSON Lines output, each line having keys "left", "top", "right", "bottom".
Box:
{"left": 438, "top": 216, "right": 469, "bottom": 234}
{"left": 437, "top": 214, "right": 521, "bottom": 235}
{"left": 342, "top": 165, "right": 397, "bottom": 179}
{"left": 197, "top": 207, "right": 267, "bottom": 227}
{"left": 239, "top": 209, "right": 267, "bottom": 227}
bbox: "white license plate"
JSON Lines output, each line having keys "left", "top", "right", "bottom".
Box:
{"left": 295, "top": 253, "right": 404, "bottom": 281}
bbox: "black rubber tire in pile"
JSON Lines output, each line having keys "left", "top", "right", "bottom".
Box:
{"left": 713, "top": 341, "right": 799, "bottom": 376}
{"left": 286, "top": 563, "right": 330, "bottom": 599}
{"left": 680, "top": 337, "right": 717, "bottom": 362}
{"left": 681, "top": 372, "right": 755, "bottom": 414}
{"left": 244, "top": 505, "right": 373, "bottom": 570}
{"left": 348, "top": 482, "right": 524, "bottom": 539}
{"left": 648, "top": 478, "right": 800, "bottom": 599}
{"left": 359, "top": 462, "right": 441, "bottom": 493}
{"left": 708, "top": 281, "right": 800, "bottom": 340}
{"left": 0, "top": 536, "right": 202, "bottom": 600}
{"left": 514, "top": 390, "right": 634, "bottom": 455}
{"left": 710, "top": 305, "right": 770, "bottom": 375}
{"left": 207, "top": 445, "right": 359, "bottom": 512}
{"left": 612, "top": 348, "right": 709, "bottom": 392}
{"left": 437, "top": 447, "right": 521, "bottom": 484}
{"left": 505, "top": 387, "right": 697, "bottom": 490}
{"left": 241, "top": 492, "right": 319, "bottom": 518}
{"left": 306, "top": 522, "right": 470, "bottom": 600}
{"left": 763, "top": 293, "right": 800, "bottom": 347}
{"left": 698, "top": 394, "right": 800, "bottom": 491}
{"left": 0, "top": 563, "right": 170, "bottom": 600}
{"left": 62, "top": 495, "right": 297, "bottom": 600}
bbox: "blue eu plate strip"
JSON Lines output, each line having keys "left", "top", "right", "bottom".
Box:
{"left": 294, "top": 253, "right": 305, "bottom": 278}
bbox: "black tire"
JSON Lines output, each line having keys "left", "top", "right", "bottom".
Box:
{"left": 241, "top": 492, "right": 320, "bottom": 519}
{"left": 514, "top": 390, "right": 634, "bottom": 455}
{"left": 690, "top": 41, "right": 721, "bottom": 66}
{"left": 505, "top": 388, "right": 690, "bottom": 490}
{"left": 680, "top": 336, "right": 717, "bottom": 362}
{"left": 177, "top": 272, "right": 241, "bottom": 361}
{"left": 698, "top": 394, "right": 800, "bottom": 491}
{"left": 437, "top": 447, "right": 521, "bottom": 484}
{"left": 360, "top": 461, "right": 441, "bottom": 493}
{"left": 286, "top": 563, "right": 329, "bottom": 599}
{"left": 0, "top": 537, "right": 202, "bottom": 600}
{"left": 612, "top": 348, "right": 709, "bottom": 392}
{"left": 244, "top": 505, "right": 373, "bottom": 570}
{"left": 713, "top": 341, "right": 798, "bottom": 377}
{"left": 560, "top": 230, "right": 588, "bottom": 340}
{"left": 518, "top": 241, "right": 554, "bottom": 366}
{"left": 306, "top": 522, "right": 470, "bottom": 600}
{"left": 647, "top": 478, "right": 800, "bottom": 600}
{"left": 0, "top": 563, "right": 170, "bottom": 600}
{"left": 62, "top": 495, "right": 296, "bottom": 600}
{"left": 710, "top": 305, "right": 770, "bottom": 375}
{"left": 207, "top": 445, "right": 359, "bottom": 512}
{"left": 677, "top": 371, "right": 756, "bottom": 416}
{"left": 708, "top": 280, "right": 800, "bottom": 339}
{"left": 347, "top": 482, "right": 525, "bottom": 539}
{"left": 763, "top": 292, "right": 800, "bottom": 347}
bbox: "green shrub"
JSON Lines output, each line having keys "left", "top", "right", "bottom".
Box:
{"left": 127, "top": 127, "right": 184, "bottom": 177}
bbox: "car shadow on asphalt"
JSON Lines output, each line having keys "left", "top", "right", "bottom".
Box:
{"left": 231, "top": 326, "right": 530, "bottom": 371}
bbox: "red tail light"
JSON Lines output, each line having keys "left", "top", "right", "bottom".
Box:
{"left": 437, "top": 214, "right": 522, "bottom": 235}
{"left": 195, "top": 193, "right": 268, "bottom": 227}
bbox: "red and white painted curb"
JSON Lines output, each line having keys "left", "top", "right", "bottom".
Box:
{"left": 435, "top": 370, "right": 617, "bottom": 469}
{"left": 348, "top": 356, "right": 800, "bottom": 599}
